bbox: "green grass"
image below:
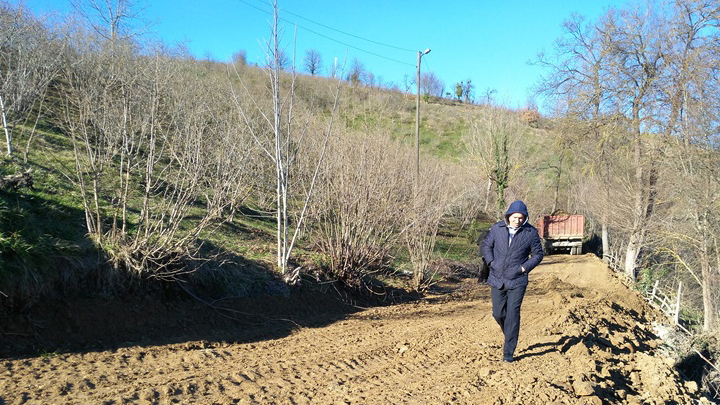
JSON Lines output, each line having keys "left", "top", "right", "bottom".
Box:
{"left": 0, "top": 69, "right": 508, "bottom": 305}
{"left": 39, "top": 350, "right": 61, "bottom": 358}
{"left": 385, "top": 217, "right": 492, "bottom": 277}
{"left": 345, "top": 96, "right": 473, "bottom": 162}
{"left": 434, "top": 237, "right": 475, "bottom": 262}
{"left": 435, "top": 217, "right": 493, "bottom": 262}
{"left": 0, "top": 185, "right": 91, "bottom": 298}
{"left": 200, "top": 212, "right": 277, "bottom": 263}
{"left": 0, "top": 124, "right": 285, "bottom": 302}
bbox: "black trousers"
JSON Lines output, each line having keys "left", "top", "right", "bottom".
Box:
{"left": 491, "top": 284, "right": 527, "bottom": 359}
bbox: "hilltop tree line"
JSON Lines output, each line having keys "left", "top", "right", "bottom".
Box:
{"left": 231, "top": 44, "right": 485, "bottom": 105}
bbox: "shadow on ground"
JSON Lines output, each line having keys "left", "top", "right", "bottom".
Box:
{"left": 1, "top": 272, "right": 423, "bottom": 361}
{"left": 0, "top": 247, "right": 429, "bottom": 360}
{"left": 0, "top": 186, "right": 475, "bottom": 360}
{"left": 0, "top": 183, "right": 422, "bottom": 359}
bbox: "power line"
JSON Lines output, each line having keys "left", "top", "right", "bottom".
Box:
{"left": 280, "top": 8, "right": 415, "bottom": 53}
{"left": 234, "top": 0, "right": 274, "bottom": 18}
{"left": 244, "top": 0, "right": 415, "bottom": 52}
{"left": 233, "top": 0, "right": 416, "bottom": 67}
{"left": 292, "top": 24, "right": 415, "bottom": 67}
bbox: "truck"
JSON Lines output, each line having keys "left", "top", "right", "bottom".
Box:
{"left": 536, "top": 215, "right": 585, "bottom": 255}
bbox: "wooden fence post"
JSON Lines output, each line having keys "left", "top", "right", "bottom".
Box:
{"left": 674, "top": 282, "right": 682, "bottom": 326}
{"left": 650, "top": 280, "right": 659, "bottom": 302}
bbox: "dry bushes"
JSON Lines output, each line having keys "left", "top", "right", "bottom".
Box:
{"left": 309, "top": 127, "right": 412, "bottom": 289}
{"left": 520, "top": 109, "right": 540, "bottom": 127}
{"left": 57, "top": 37, "right": 253, "bottom": 279}
{"left": 305, "top": 119, "right": 465, "bottom": 293}
{"left": 405, "top": 162, "right": 456, "bottom": 291}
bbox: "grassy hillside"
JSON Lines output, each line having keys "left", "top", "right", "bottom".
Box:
{"left": 0, "top": 56, "right": 507, "bottom": 309}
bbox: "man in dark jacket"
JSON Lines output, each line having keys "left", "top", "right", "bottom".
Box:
{"left": 483, "top": 200, "right": 543, "bottom": 362}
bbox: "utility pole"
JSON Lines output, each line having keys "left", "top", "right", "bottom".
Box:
{"left": 415, "top": 48, "right": 430, "bottom": 190}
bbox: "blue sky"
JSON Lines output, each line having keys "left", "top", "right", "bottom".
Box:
{"left": 25, "top": 0, "right": 630, "bottom": 111}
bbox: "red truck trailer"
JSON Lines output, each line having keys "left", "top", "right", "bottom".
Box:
{"left": 536, "top": 215, "right": 584, "bottom": 255}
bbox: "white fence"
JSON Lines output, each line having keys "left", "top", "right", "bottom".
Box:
{"left": 604, "top": 253, "right": 682, "bottom": 325}
{"left": 605, "top": 252, "right": 719, "bottom": 391}
{"left": 647, "top": 280, "right": 683, "bottom": 326}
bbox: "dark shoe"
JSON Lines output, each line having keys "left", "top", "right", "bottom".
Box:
{"left": 503, "top": 356, "right": 513, "bottom": 363}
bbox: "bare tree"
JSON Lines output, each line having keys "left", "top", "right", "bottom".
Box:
{"left": 366, "top": 71, "right": 376, "bottom": 87}
{"left": 70, "top": 0, "right": 147, "bottom": 40}
{"left": 403, "top": 74, "right": 411, "bottom": 96}
{"left": 264, "top": 45, "right": 289, "bottom": 71}
{"left": 420, "top": 71, "right": 444, "bottom": 100}
{"left": 482, "top": 87, "right": 497, "bottom": 105}
{"left": 464, "top": 107, "right": 524, "bottom": 216}
{"left": 232, "top": 2, "right": 343, "bottom": 281}
{"left": 656, "top": 0, "right": 720, "bottom": 331}
{"left": 538, "top": 5, "right": 667, "bottom": 279}
{"left": 462, "top": 79, "right": 474, "bottom": 103}
{"left": 535, "top": 11, "right": 618, "bottom": 263}
{"left": 535, "top": 0, "right": 720, "bottom": 332}
{"left": 0, "top": 3, "right": 63, "bottom": 156}
{"left": 232, "top": 49, "right": 247, "bottom": 66}
{"left": 604, "top": 5, "right": 667, "bottom": 280}
{"left": 329, "top": 56, "right": 338, "bottom": 78}
{"left": 347, "top": 57, "right": 365, "bottom": 85}
{"left": 404, "top": 161, "right": 454, "bottom": 292}
{"left": 57, "top": 27, "right": 252, "bottom": 277}
{"left": 303, "top": 49, "right": 321, "bottom": 75}
{"left": 664, "top": 109, "right": 720, "bottom": 332}
{"left": 311, "top": 128, "right": 410, "bottom": 290}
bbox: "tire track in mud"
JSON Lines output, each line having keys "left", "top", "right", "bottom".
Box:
{"left": 220, "top": 307, "right": 496, "bottom": 404}
{"left": 2, "top": 301, "right": 499, "bottom": 404}
{"left": 0, "top": 255, "right": 706, "bottom": 405}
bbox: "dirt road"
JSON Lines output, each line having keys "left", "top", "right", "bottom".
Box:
{"left": 0, "top": 255, "right": 704, "bottom": 404}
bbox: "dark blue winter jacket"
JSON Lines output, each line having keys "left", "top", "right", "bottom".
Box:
{"left": 482, "top": 201, "right": 544, "bottom": 290}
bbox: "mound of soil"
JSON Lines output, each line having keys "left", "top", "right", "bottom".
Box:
{"left": 0, "top": 255, "right": 710, "bottom": 404}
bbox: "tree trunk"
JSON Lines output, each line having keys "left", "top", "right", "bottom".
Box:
{"left": 699, "top": 213, "right": 716, "bottom": 331}
{"left": 714, "top": 234, "right": 720, "bottom": 329}
{"left": 0, "top": 93, "right": 11, "bottom": 155}
{"left": 270, "top": 1, "right": 288, "bottom": 276}
{"left": 496, "top": 180, "right": 505, "bottom": 216}
{"left": 624, "top": 232, "right": 641, "bottom": 279}
{"left": 481, "top": 177, "right": 490, "bottom": 213}
{"left": 602, "top": 220, "right": 610, "bottom": 264}
{"left": 700, "top": 241, "right": 715, "bottom": 331}
{"left": 552, "top": 153, "right": 564, "bottom": 214}
{"left": 624, "top": 100, "right": 653, "bottom": 280}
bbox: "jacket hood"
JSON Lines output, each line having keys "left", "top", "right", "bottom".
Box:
{"left": 504, "top": 200, "right": 529, "bottom": 226}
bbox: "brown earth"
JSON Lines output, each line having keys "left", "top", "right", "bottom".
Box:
{"left": 0, "top": 254, "right": 708, "bottom": 404}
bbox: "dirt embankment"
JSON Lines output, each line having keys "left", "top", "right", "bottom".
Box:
{"left": 0, "top": 255, "right": 709, "bottom": 404}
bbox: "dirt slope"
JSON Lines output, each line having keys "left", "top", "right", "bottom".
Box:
{"left": 0, "top": 254, "right": 706, "bottom": 404}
